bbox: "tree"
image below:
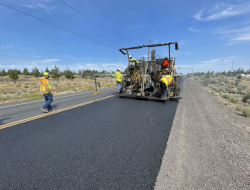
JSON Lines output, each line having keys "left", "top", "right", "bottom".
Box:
{"left": 9, "top": 69, "right": 19, "bottom": 83}
{"left": 23, "top": 68, "right": 30, "bottom": 76}
{"left": 65, "top": 69, "right": 75, "bottom": 80}
{"left": 206, "top": 70, "right": 214, "bottom": 78}
{"left": 51, "top": 65, "right": 61, "bottom": 82}
{"left": 78, "top": 69, "right": 82, "bottom": 75}
{"left": 0, "top": 69, "right": 7, "bottom": 76}
{"left": 31, "top": 67, "right": 41, "bottom": 78}
{"left": 45, "top": 67, "right": 50, "bottom": 73}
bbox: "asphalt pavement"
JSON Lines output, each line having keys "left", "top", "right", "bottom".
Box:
{"left": 0, "top": 87, "right": 116, "bottom": 125}
{"left": 0, "top": 87, "right": 180, "bottom": 189}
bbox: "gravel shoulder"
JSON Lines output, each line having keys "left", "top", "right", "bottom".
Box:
{"left": 155, "top": 78, "right": 250, "bottom": 189}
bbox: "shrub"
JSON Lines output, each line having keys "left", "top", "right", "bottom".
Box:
{"left": 247, "top": 99, "right": 250, "bottom": 104}
{"left": 200, "top": 79, "right": 210, "bottom": 86}
{"left": 224, "top": 79, "right": 230, "bottom": 84}
{"left": 0, "top": 93, "right": 16, "bottom": 101}
{"left": 16, "top": 83, "right": 21, "bottom": 87}
{"left": 210, "top": 78, "right": 218, "bottom": 84}
{"left": 214, "top": 92, "right": 220, "bottom": 96}
{"left": 231, "top": 88, "right": 238, "bottom": 94}
{"left": 230, "top": 96, "right": 238, "bottom": 103}
{"left": 242, "top": 90, "right": 248, "bottom": 95}
{"left": 242, "top": 94, "right": 250, "bottom": 103}
{"left": 235, "top": 106, "right": 242, "bottom": 111}
{"left": 16, "top": 89, "right": 24, "bottom": 96}
{"left": 242, "top": 107, "right": 250, "bottom": 117}
{"left": 235, "top": 79, "right": 242, "bottom": 86}
{"left": 207, "top": 84, "right": 213, "bottom": 88}
{"left": 219, "top": 82, "right": 225, "bottom": 86}
{"left": 221, "top": 93, "right": 230, "bottom": 100}
{"left": 237, "top": 85, "right": 247, "bottom": 94}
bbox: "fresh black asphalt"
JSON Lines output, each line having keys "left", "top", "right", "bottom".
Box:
{"left": 0, "top": 92, "right": 180, "bottom": 189}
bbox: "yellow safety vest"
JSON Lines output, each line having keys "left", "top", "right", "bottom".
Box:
{"left": 40, "top": 77, "right": 52, "bottom": 94}
{"left": 130, "top": 58, "right": 139, "bottom": 63}
{"left": 161, "top": 75, "right": 173, "bottom": 87}
{"left": 115, "top": 71, "right": 122, "bottom": 82}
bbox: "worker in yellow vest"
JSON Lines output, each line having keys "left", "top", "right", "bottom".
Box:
{"left": 115, "top": 68, "right": 122, "bottom": 93}
{"left": 129, "top": 55, "right": 139, "bottom": 64}
{"left": 160, "top": 74, "right": 173, "bottom": 98}
{"left": 40, "top": 72, "right": 53, "bottom": 112}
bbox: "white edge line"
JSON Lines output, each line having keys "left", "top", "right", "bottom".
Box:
{"left": 0, "top": 87, "right": 116, "bottom": 109}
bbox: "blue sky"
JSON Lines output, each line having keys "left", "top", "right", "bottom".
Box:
{"left": 0, "top": 0, "right": 250, "bottom": 74}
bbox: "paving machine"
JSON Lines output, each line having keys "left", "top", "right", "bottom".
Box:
{"left": 118, "top": 42, "right": 182, "bottom": 101}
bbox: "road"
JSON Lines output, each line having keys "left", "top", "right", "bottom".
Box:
{"left": 0, "top": 87, "right": 116, "bottom": 125}
{"left": 0, "top": 86, "right": 180, "bottom": 189}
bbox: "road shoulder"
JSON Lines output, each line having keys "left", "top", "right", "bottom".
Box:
{"left": 155, "top": 78, "right": 250, "bottom": 189}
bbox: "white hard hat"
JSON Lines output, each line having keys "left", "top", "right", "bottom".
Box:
{"left": 129, "top": 55, "right": 132, "bottom": 58}
{"left": 117, "top": 68, "right": 121, "bottom": 71}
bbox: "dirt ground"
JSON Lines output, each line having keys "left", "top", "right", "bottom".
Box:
{"left": 0, "top": 75, "right": 116, "bottom": 104}
{"left": 155, "top": 78, "right": 250, "bottom": 189}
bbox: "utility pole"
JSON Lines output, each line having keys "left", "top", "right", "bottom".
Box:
{"left": 232, "top": 60, "right": 234, "bottom": 71}
{"left": 148, "top": 34, "right": 150, "bottom": 61}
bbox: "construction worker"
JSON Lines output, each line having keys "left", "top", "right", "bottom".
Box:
{"left": 129, "top": 55, "right": 139, "bottom": 63}
{"left": 132, "top": 68, "right": 140, "bottom": 83}
{"left": 115, "top": 68, "right": 122, "bottom": 93}
{"left": 40, "top": 72, "right": 53, "bottom": 112}
{"left": 160, "top": 74, "right": 173, "bottom": 99}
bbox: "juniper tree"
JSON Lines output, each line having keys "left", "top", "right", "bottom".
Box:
{"left": 51, "top": 65, "right": 61, "bottom": 82}
{"left": 9, "top": 69, "right": 19, "bottom": 83}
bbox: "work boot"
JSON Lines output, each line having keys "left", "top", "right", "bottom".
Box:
{"left": 40, "top": 108, "right": 48, "bottom": 113}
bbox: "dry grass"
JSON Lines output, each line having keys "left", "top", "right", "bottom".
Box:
{"left": 0, "top": 75, "right": 116, "bottom": 104}
{"left": 194, "top": 76, "right": 250, "bottom": 118}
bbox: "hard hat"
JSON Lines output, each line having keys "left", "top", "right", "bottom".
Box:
{"left": 43, "top": 72, "right": 51, "bottom": 76}
{"left": 117, "top": 68, "right": 121, "bottom": 71}
{"left": 129, "top": 55, "right": 132, "bottom": 58}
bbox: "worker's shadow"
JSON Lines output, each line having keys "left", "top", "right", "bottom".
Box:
{"left": 51, "top": 105, "right": 58, "bottom": 109}
{"left": 0, "top": 118, "right": 10, "bottom": 125}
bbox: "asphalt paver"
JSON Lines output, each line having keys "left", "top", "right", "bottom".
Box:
{"left": 0, "top": 95, "right": 178, "bottom": 189}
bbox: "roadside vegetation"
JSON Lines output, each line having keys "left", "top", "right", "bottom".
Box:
{"left": 191, "top": 69, "right": 250, "bottom": 118}
{"left": 0, "top": 66, "right": 116, "bottom": 104}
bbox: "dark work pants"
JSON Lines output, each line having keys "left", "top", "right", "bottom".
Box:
{"left": 42, "top": 93, "right": 53, "bottom": 110}
{"left": 160, "top": 81, "right": 167, "bottom": 97}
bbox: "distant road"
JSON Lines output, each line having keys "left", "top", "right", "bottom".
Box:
{"left": 0, "top": 84, "right": 180, "bottom": 189}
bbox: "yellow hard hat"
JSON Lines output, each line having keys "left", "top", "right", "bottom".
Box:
{"left": 43, "top": 72, "right": 51, "bottom": 76}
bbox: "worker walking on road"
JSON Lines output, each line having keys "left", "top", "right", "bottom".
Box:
{"left": 40, "top": 72, "right": 53, "bottom": 113}
{"left": 160, "top": 74, "right": 173, "bottom": 99}
{"left": 115, "top": 68, "right": 122, "bottom": 93}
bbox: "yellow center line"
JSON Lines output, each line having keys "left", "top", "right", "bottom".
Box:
{"left": 0, "top": 95, "right": 115, "bottom": 130}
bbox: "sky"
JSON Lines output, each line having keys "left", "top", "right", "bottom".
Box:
{"left": 0, "top": 0, "right": 250, "bottom": 74}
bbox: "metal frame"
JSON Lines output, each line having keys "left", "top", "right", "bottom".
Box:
{"left": 118, "top": 42, "right": 181, "bottom": 101}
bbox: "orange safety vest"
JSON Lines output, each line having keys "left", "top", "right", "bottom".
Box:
{"left": 161, "top": 75, "right": 173, "bottom": 87}
{"left": 40, "top": 77, "right": 52, "bottom": 94}
{"left": 163, "top": 59, "right": 169, "bottom": 66}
